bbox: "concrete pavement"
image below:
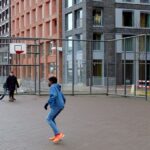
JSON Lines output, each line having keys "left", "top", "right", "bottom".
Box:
{"left": 0, "top": 95, "right": 150, "bottom": 150}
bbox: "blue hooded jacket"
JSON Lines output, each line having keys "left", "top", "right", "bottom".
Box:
{"left": 48, "top": 84, "right": 66, "bottom": 109}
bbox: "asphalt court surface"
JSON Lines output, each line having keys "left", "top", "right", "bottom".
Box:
{"left": 0, "top": 95, "right": 150, "bottom": 150}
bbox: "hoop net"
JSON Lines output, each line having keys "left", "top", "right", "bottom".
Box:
{"left": 15, "top": 50, "right": 24, "bottom": 54}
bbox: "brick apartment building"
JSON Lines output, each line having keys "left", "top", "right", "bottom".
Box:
{"left": 11, "top": 0, "right": 62, "bottom": 81}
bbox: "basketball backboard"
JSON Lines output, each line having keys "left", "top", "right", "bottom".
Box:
{"left": 10, "top": 43, "right": 27, "bottom": 54}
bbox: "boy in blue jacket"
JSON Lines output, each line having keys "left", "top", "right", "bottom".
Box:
{"left": 44, "top": 76, "right": 66, "bottom": 143}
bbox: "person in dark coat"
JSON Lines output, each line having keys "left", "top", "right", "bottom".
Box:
{"left": 6, "top": 71, "right": 19, "bottom": 102}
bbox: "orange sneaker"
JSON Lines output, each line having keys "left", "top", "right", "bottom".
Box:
{"left": 49, "top": 136, "right": 55, "bottom": 141}
{"left": 52, "top": 133, "right": 65, "bottom": 143}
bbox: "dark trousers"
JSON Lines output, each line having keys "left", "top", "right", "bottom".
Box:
{"left": 9, "top": 90, "right": 14, "bottom": 99}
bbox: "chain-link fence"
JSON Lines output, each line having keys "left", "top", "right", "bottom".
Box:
{"left": 0, "top": 37, "right": 40, "bottom": 95}
{"left": 0, "top": 35, "right": 149, "bottom": 100}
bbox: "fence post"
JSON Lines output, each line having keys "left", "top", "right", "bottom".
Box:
{"left": 72, "top": 40, "right": 75, "bottom": 96}
{"left": 56, "top": 40, "right": 58, "bottom": 79}
{"left": 134, "top": 37, "right": 137, "bottom": 97}
{"left": 115, "top": 40, "right": 117, "bottom": 95}
{"left": 123, "top": 38, "right": 127, "bottom": 97}
{"left": 8, "top": 39, "right": 11, "bottom": 73}
{"left": 106, "top": 41, "right": 109, "bottom": 96}
{"left": 34, "top": 40, "right": 37, "bottom": 94}
{"left": 38, "top": 40, "right": 41, "bottom": 95}
{"left": 90, "top": 40, "right": 92, "bottom": 94}
{"left": 145, "top": 35, "right": 148, "bottom": 101}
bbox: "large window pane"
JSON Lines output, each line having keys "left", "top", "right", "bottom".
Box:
{"left": 75, "top": 9, "right": 82, "bottom": 28}
{"left": 93, "top": 60, "right": 102, "bottom": 77}
{"left": 66, "top": 36, "right": 73, "bottom": 83}
{"left": 123, "top": 35, "right": 134, "bottom": 51}
{"left": 122, "top": 61, "right": 133, "bottom": 85}
{"left": 93, "top": 60, "right": 103, "bottom": 85}
{"left": 93, "top": 8, "right": 102, "bottom": 26}
{"left": 65, "top": 0, "right": 73, "bottom": 8}
{"left": 123, "top": 0, "right": 134, "bottom": 2}
{"left": 66, "top": 36, "right": 73, "bottom": 52}
{"left": 76, "top": 34, "right": 83, "bottom": 51}
{"left": 139, "top": 36, "right": 150, "bottom": 52}
{"left": 75, "top": 0, "right": 82, "bottom": 4}
{"left": 147, "top": 36, "right": 150, "bottom": 52}
{"left": 66, "top": 13, "right": 73, "bottom": 31}
{"left": 93, "top": 33, "right": 101, "bottom": 50}
{"left": 140, "top": 0, "right": 150, "bottom": 3}
{"left": 123, "top": 11, "right": 134, "bottom": 27}
{"left": 140, "top": 13, "right": 150, "bottom": 28}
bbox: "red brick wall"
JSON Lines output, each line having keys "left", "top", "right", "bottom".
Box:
{"left": 11, "top": 0, "right": 62, "bottom": 82}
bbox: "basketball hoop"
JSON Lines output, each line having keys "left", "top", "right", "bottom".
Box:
{"left": 10, "top": 43, "right": 27, "bottom": 54}
{"left": 14, "top": 45, "right": 24, "bottom": 54}
{"left": 15, "top": 50, "right": 24, "bottom": 54}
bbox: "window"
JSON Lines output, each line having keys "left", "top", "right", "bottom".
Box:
{"left": 38, "top": 5, "right": 43, "bottom": 21}
{"left": 40, "top": 43, "right": 44, "bottom": 56}
{"left": 16, "top": 2, "right": 19, "bottom": 13}
{"left": 65, "top": 0, "right": 73, "bottom": 8}
{"left": 5, "top": 0, "right": 8, "bottom": 5}
{"left": 41, "top": 64, "right": 44, "bottom": 79}
{"left": 45, "top": 1, "right": 50, "bottom": 18}
{"left": 27, "top": 45, "right": 31, "bottom": 58}
{"left": 66, "top": 13, "right": 73, "bottom": 31}
{"left": 139, "top": 61, "right": 150, "bottom": 81}
{"left": 93, "top": 33, "right": 101, "bottom": 50}
{"left": 93, "top": 8, "right": 102, "bottom": 26}
{"left": 140, "top": 0, "right": 150, "bottom": 3}
{"left": 76, "top": 59, "right": 83, "bottom": 83}
{"left": 123, "top": 0, "right": 134, "bottom": 2}
{"left": 46, "top": 21, "right": 50, "bottom": 36}
{"left": 32, "top": 27, "right": 36, "bottom": 37}
{"left": 123, "top": 11, "right": 134, "bottom": 27}
{"left": 6, "top": 9, "right": 8, "bottom": 19}
{"left": 21, "top": 15, "right": 24, "bottom": 28}
{"left": 76, "top": 34, "right": 83, "bottom": 51}
{"left": 122, "top": 61, "right": 133, "bottom": 85}
{"left": 38, "top": 24, "right": 43, "bottom": 37}
{"left": 26, "top": 29, "right": 30, "bottom": 37}
{"left": 93, "top": 60, "right": 103, "bottom": 85}
{"left": 147, "top": 36, "right": 150, "bottom": 52}
{"left": 26, "top": 12, "right": 30, "bottom": 25}
{"left": 93, "top": 60, "right": 102, "bottom": 77}
{"left": 21, "top": 31, "right": 24, "bottom": 37}
{"left": 21, "top": 0, "right": 24, "bottom": 11}
{"left": 12, "top": 6, "right": 15, "bottom": 17}
{"left": 32, "top": 9, "right": 36, "bottom": 23}
{"left": 52, "top": 19, "right": 57, "bottom": 34}
{"left": 123, "top": 35, "right": 134, "bottom": 51}
{"left": 66, "top": 36, "right": 73, "bottom": 52}
{"left": 46, "top": 42, "right": 52, "bottom": 55}
{"left": 139, "top": 36, "right": 150, "bottom": 52}
{"left": 49, "top": 62, "right": 56, "bottom": 74}
{"left": 52, "top": 0, "right": 56, "bottom": 14}
{"left": 140, "top": 13, "right": 150, "bottom": 28}
{"left": 75, "top": 0, "right": 82, "bottom": 4}
{"left": 16, "top": 18, "right": 19, "bottom": 29}
{"left": 75, "top": 9, "right": 83, "bottom": 28}
{"left": 6, "top": 23, "right": 9, "bottom": 32}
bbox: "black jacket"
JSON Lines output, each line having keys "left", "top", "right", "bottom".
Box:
{"left": 6, "top": 75, "right": 19, "bottom": 91}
